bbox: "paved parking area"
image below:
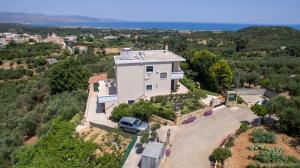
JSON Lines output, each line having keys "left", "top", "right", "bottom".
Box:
{"left": 163, "top": 107, "right": 257, "bottom": 168}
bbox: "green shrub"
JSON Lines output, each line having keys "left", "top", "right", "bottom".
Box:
{"left": 209, "top": 147, "right": 232, "bottom": 162}
{"left": 225, "top": 137, "right": 235, "bottom": 148}
{"left": 252, "top": 129, "right": 276, "bottom": 144}
{"left": 33, "top": 57, "right": 47, "bottom": 67}
{"left": 246, "top": 163, "right": 257, "bottom": 168}
{"left": 111, "top": 101, "right": 158, "bottom": 121}
{"left": 251, "top": 104, "right": 268, "bottom": 118}
{"left": 151, "top": 123, "right": 161, "bottom": 131}
{"left": 140, "top": 131, "right": 149, "bottom": 144}
{"left": 154, "top": 106, "right": 175, "bottom": 121}
{"left": 253, "top": 147, "right": 300, "bottom": 164}
{"left": 247, "top": 144, "right": 268, "bottom": 151}
{"left": 149, "top": 130, "right": 158, "bottom": 142}
{"left": 237, "top": 96, "right": 244, "bottom": 104}
{"left": 14, "top": 120, "right": 122, "bottom": 167}
{"left": 240, "top": 123, "right": 251, "bottom": 132}
{"left": 25, "top": 70, "right": 34, "bottom": 77}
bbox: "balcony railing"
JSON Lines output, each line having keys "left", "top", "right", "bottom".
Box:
{"left": 98, "top": 94, "right": 118, "bottom": 103}
{"left": 171, "top": 68, "right": 184, "bottom": 79}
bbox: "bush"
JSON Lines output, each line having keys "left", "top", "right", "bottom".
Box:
{"left": 251, "top": 104, "right": 268, "bottom": 118}
{"left": 140, "top": 131, "right": 149, "bottom": 144}
{"left": 209, "top": 147, "right": 232, "bottom": 162}
{"left": 154, "top": 106, "right": 175, "bottom": 121}
{"left": 247, "top": 163, "right": 257, "bottom": 168}
{"left": 149, "top": 130, "right": 158, "bottom": 142}
{"left": 25, "top": 70, "right": 34, "bottom": 77}
{"left": 111, "top": 101, "right": 158, "bottom": 122}
{"left": 252, "top": 129, "right": 276, "bottom": 144}
{"left": 240, "top": 123, "right": 251, "bottom": 132}
{"left": 253, "top": 147, "right": 299, "bottom": 164}
{"left": 33, "top": 57, "right": 47, "bottom": 67}
{"left": 224, "top": 137, "right": 235, "bottom": 148}
{"left": 237, "top": 96, "right": 244, "bottom": 104}
{"left": 111, "top": 104, "right": 132, "bottom": 121}
{"left": 151, "top": 123, "right": 161, "bottom": 131}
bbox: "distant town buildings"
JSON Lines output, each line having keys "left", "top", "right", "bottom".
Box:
{"left": 44, "top": 33, "right": 67, "bottom": 49}
{"left": 0, "top": 32, "right": 70, "bottom": 49}
{"left": 63, "top": 35, "right": 77, "bottom": 43}
{"left": 103, "top": 35, "right": 118, "bottom": 40}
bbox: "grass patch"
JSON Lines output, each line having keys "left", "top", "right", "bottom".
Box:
{"left": 200, "top": 89, "right": 220, "bottom": 96}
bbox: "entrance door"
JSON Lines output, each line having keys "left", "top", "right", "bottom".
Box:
{"left": 171, "top": 80, "right": 175, "bottom": 91}
{"left": 97, "top": 103, "right": 106, "bottom": 113}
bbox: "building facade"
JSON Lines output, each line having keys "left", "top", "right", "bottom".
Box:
{"left": 97, "top": 48, "right": 185, "bottom": 114}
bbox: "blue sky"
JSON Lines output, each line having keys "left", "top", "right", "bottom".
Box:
{"left": 1, "top": 0, "right": 300, "bottom": 24}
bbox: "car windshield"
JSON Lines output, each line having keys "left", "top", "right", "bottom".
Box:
{"left": 133, "top": 119, "right": 142, "bottom": 126}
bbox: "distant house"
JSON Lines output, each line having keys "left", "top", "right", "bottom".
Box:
{"left": 88, "top": 73, "right": 108, "bottom": 85}
{"left": 32, "top": 35, "right": 43, "bottom": 43}
{"left": 63, "top": 35, "right": 77, "bottom": 43}
{"left": 103, "top": 35, "right": 118, "bottom": 40}
{"left": 13, "top": 34, "right": 31, "bottom": 43}
{"left": 0, "top": 38, "right": 5, "bottom": 48}
{"left": 46, "top": 58, "right": 58, "bottom": 65}
{"left": 44, "top": 33, "right": 66, "bottom": 49}
{"left": 97, "top": 47, "right": 186, "bottom": 114}
{"left": 74, "top": 45, "right": 88, "bottom": 54}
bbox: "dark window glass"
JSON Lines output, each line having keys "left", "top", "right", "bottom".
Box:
{"left": 121, "top": 121, "right": 128, "bottom": 125}
{"left": 128, "top": 100, "right": 135, "bottom": 104}
{"left": 146, "top": 66, "right": 153, "bottom": 72}
{"left": 160, "top": 72, "right": 167, "bottom": 79}
{"left": 146, "top": 85, "right": 152, "bottom": 91}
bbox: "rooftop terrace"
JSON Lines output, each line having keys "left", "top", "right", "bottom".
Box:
{"left": 114, "top": 48, "right": 185, "bottom": 65}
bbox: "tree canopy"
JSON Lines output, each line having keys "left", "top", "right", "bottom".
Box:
{"left": 47, "top": 58, "right": 89, "bottom": 94}
{"left": 208, "top": 59, "right": 233, "bottom": 91}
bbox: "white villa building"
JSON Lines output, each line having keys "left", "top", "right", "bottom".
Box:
{"left": 96, "top": 47, "right": 186, "bottom": 116}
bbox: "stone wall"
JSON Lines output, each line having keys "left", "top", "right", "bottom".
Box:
{"left": 179, "top": 107, "right": 212, "bottom": 124}
{"left": 150, "top": 107, "right": 213, "bottom": 126}
{"left": 150, "top": 115, "right": 175, "bottom": 126}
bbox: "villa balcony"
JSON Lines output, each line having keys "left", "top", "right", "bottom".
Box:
{"left": 171, "top": 68, "right": 184, "bottom": 79}
{"left": 97, "top": 80, "right": 118, "bottom": 103}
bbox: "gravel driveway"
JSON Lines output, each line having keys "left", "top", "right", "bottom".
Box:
{"left": 163, "top": 107, "right": 257, "bottom": 168}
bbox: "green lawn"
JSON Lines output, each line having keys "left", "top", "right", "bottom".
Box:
{"left": 200, "top": 89, "right": 220, "bottom": 96}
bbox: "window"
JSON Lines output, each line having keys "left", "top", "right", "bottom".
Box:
{"left": 160, "top": 72, "right": 167, "bottom": 79}
{"left": 146, "top": 66, "right": 154, "bottom": 73}
{"left": 146, "top": 84, "right": 153, "bottom": 91}
{"left": 133, "top": 119, "right": 142, "bottom": 126}
{"left": 128, "top": 100, "right": 135, "bottom": 104}
{"left": 228, "top": 94, "right": 237, "bottom": 101}
{"left": 121, "top": 121, "right": 128, "bottom": 126}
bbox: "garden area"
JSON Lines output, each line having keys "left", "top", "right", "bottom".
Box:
{"left": 150, "top": 93, "right": 205, "bottom": 116}
{"left": 14, "top": 119, "right": 125, "bottom": 168}
{"left": 222, "top": 126, "right": 300, "bottom": 168}
{"left": 111, "top": 92, "right": 206, "bottom": 123}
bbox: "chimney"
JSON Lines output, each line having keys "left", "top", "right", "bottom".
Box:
{"left": 164, "top": 44, "right": 169, "bottom": 53}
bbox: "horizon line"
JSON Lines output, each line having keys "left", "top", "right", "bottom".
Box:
{"left": 1, "top": 11, "right": 300, "bottom": 26}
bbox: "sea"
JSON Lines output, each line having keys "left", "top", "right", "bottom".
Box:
{"left": 46, "top": 22, "right": 300, "bottom": 31}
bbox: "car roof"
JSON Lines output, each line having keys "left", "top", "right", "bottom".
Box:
{"left": 120, "top": 117, "right": 138, "bottom": 124}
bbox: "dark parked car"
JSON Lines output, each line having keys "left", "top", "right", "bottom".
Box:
{"left": 118, "top": 117, "right": 149, "bottom": 133}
